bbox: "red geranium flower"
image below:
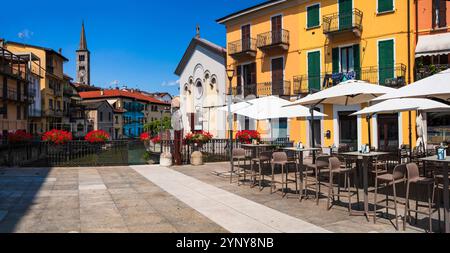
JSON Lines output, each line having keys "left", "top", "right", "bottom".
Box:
{"left": 85, "top": 130, "right": 110, "bottom": 143}
{"left": 236, "top": 130, "right": 261, "bottom": 144}
{"left": 8, "top": 130, "right": 33, "bottom": 143}
{"left": 42, "top": 129, "right": 73, "bottom": 145}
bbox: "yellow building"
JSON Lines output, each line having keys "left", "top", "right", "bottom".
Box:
{"left": 6, "top": 41, "right": 69, "bottom": 132}
{"left": 218, "top": 0, "right": 417, "bottom": 151}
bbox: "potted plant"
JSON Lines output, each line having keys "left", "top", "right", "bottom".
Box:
{"left": 42, "top": 129, "right": 73, "bottom": 154}
{"left": 8, "top": 130, "right": 33, "bottom": 144}
{"left": 85, "top": 130, "right": 110, "bottom": 143}
{"left": 236, "top": 130, "right": 261, "bottom": 144}
{"left": 184, "top": 131, "right": 213, "bottom": 166}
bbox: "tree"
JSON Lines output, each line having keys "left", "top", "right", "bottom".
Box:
{"left": 144, "top": 116, "right": 172, "bottom": 136}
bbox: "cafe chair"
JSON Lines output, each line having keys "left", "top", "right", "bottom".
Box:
{"left": 373, "top": 164, "right": 407, "bottom": 230}
{"left": 251, "top": 151, "right": 272, "bottom": 191}
{"left": 327, "top": 157, "right": 360, "bottom": 213}
{"left": 271, "top": 152, "right": 300, "bottom": 200}
{"left": 303, "top": 155, "right": 330, "bottom": 205}
{"left": 404, "top": 163, "right": 439, "bottom": 233}
{"left": 433, "top": 171, "right": 450, "bottom": 233}
{"left": 232, "top": 148, "right": 249, "bottom": 186}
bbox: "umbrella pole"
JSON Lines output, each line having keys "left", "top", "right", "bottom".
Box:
{"left": 409, "top": 111, "right": 413, "bottom": 160}
{"left": 367, "top": 115, "right": 372, "bottom": 149}
{"left": 310, "top": 108, "right": 315, "bottom": 149}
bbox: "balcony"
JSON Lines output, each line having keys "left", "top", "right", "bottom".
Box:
{"left": 256, "top": 30, "right": 289, "bottom": 51}
{"left": 232, "top": 84, "right": 257, "bottom": 97}
{"left": 44, "top": 109, "right": 63, "bottom": 118}
{"left": 29, "top": 109, "right": 42, "bottom": 117}
{"left": 323, "top": 9, "right": 363, "bottom": 38}
{"left": 63, "top": 86, "right": 74, "bottom": 96}
{"left": 257, "top": 80, "right": 291, "bottom": 97}
{"left": 0, "top": 47, "right": 28, "bottom": 81}
{"left": 229, "top": 38, "right": 257, "bottom": 59}
{"left": 293, "top": 64, "right": 407, "bottom": 94}
{"left": 416, "top": 64, "right": 450, "bottom": 81}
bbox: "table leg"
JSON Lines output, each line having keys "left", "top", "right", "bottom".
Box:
{"left": 363, "top": 156, "right": 370, "bottom": 220}
{"left": 443, "top": 162, "right": 449, "bottom": 233}
{"left": 312, "top": 150, "right": 317, "bottom": 164}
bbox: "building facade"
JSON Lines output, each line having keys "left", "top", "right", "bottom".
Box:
{"left": 79, "top": 89, "right": 171, "bottom": 139}
{"left": 416, "top": 0, "right": 450, "bottom": 144}
{"left": 6, "top": 42, "right": 68, "bottom": 133}
{"left": 82, "top": 100, "right": 114, "bottom": 138}
{"left": 175, "top": 32, "right": 227, "bottom": 138}
{"left": 218, "top": 0, "right": 417, "bottom": 151}
{"left": 0, "top": 46, "right": 31, "bottom": 137}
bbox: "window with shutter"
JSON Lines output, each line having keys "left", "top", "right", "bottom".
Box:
{"left": 308, "top": 51, "right": 321, "bottom": 91}
{"left": 378, "top": 0, "right": 394, "bottom": 13}
{"left": 378, "top": 40, "right": 395, "bottom": 85}
{"left": 307, "top": 4, "right": 320, "bottom": 28}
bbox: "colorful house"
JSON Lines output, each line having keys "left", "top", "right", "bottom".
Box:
{"left": 218, "top": 0, "right": 417, "bottom": 151}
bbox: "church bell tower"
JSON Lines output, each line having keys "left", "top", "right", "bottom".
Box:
{"left": 76, "top": 21, "right": 90, "bottom": 85}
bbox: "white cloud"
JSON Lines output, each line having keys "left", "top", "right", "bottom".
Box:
{"left": 161, "top": 79, "right": 180, "bottom": 87}
{"left": 18, "top": 29, "right": 34, "bottom": 39}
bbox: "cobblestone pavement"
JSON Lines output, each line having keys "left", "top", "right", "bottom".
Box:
{"left": 0, "top": 166, "right": 226, "bottom": 233}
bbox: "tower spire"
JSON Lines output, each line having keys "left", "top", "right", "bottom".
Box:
{"left": 79, "top": 21, "right": 88, "bottom": 50}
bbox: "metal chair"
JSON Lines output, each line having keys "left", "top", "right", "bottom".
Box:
{"left": 404, "top": 163, "right": 438, "bottom": 232}
{"left": 231, "top": 148, "right": 249, "bottom": 186}
{"left": 326, "top": 157, "right": 360, "bottom": 213}
{"left": 303, "top": 155, "right": 330, "bottom": 205}
{"left": 250, "top": 151, "right": 272, "bottom": 190}
{"left": 271, "top": 152, "right": 300, "bottom": 199}
{"left": 433, "top": 170, "right": 450, "bottom": 232}
{"left": 374, "top": 164, "right": 407, "bottom": 230}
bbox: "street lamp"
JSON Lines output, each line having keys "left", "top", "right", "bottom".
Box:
{"left": 226, "top": 68, "right": 235, "bottom": 183}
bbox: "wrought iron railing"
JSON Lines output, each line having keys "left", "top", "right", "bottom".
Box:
{"left": 416, "top": 64, "right": 450, "bottom": 80}
{"left": 323, "top": 8, "right": 363, "bottom": 35}
{"left": 232, "top": 83, "right": 257, "bottom": 97}
{"left": 292, "top": 64, "right": 407, "bottom": 94}
{"left": 257, "top": 80, "right": 291, "bottom": 96}
{"left": 257, "top": 29, "right": 290, "bottom": 49}
{"left": 0, "top": 47, "right": 28, "bottom": 81}
{"left": 44, "top": 109, "right": 63, "bottom": 117}
{"left": 228, "top": 38, "right": 257, "bottom": 56}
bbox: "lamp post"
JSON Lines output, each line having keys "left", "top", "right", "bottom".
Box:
{"left": 226, "top": 68, "right": 235, "bottom": 183}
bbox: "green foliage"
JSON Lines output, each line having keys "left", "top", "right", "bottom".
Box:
{"left": 144, "top": 116, "right": 172, "bottom": 136}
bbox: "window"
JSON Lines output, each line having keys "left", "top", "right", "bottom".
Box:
{"left": 79, "top": 66, "right": 85, "bottom": 71}
{"left": 100, "top": 112, "right": 103, "bottom": 121}
{"left": 378, "top": 39, "right": 395, "bottom": 85}
{"left": 108, "top": 112, "right": 112, "bottom": 121}
{"left": 17, "top": 105, "right": 21, "bottom": 120}
{"left": 307, "top": 51, "right": 321, "bottom": 91}
{"left": 307, "top": 4, "right": 320, "bottom": 28}
{"left": 433, "top": 0, "right": 447, "bottom": 29}
{"left": 49, "top": 99, "right": 53, "bottom": 110}
{"left": 57, "top": 101, "right": 61, "bottom": 111}
{"left": 115, "top": 115, "right": 119, "bottom": 124}
{"left": 79, "top": 55, "right": 85, "bottom": 62}
{"left": 378, "top": 0, "right": 394, "bottom": 13}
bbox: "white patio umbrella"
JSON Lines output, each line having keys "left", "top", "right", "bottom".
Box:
{"left": 374, "top": 69, "right": 450, "bottom": 101}
{"left": 218, "top": 100, "right": 253, "bottom": 113}
{"left": 288, "top": 80, "right": 397, "bottom": 148}
{"left": 235, "top": 96, "right": 326, "bottom": 120}
{"left": 233, "top": 96, "right": 326, "bottom": 140}
{"left": 351, "top": 98, "right": 450, "bottom": 150}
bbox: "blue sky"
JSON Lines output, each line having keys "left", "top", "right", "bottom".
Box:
{"left": 1, "top": 0, "right": 267, "bottom": 95}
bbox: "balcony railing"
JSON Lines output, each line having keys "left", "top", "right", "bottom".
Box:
{"left": 323, "top": 9, "right": 363, "bottom": 37}
{"left": 29, "top": 109, "right": 42, "bottom": 117}
{"left": 44, "top": 109, "right": 63, "bottom": 117}
{"left": 257, "top": 30, "right": 289, "bottom": 51}
{"left": 292, "top": 64, "right": 407, "bottom": 94}
{"left": 63, "top": 86, "right": 74, "bottom": 96}
{"left": 416, "top": 64, "right": 450, "bottom": 81}
{"left": 0, "top": 47, "right": 28, "bottom": 81}
{"left": 257, "top": 80, "right": 291, "bottom": 97}
{"left": 228, "top": 38, "right": 257, "bottom": 58}
{"left": 232, "top": 84, "right": 257, "bottom": 97}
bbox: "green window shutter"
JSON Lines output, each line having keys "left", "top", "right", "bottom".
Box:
{"left": 307, "top": 4, "right": 320, "bottom": 28}
{"left": 378, "top": 40, "right": 394, "bottom": 85}
{"left": 378, "top": 0, "right": 394, "bottom": 13}
{"left": 353, "top": 44, "right": 361, "bottom": 79}
{"left": 332, "top": 48, "right": 340, "bottom": 73}
{"left": 339, "top": 0, "right": 353, "bottom": 30}
{"left": 308, "top": 51, "right": 321, "bottom": 91}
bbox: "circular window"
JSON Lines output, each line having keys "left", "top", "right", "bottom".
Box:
{"left": 195, "top": 81, "right": 203, "bottom": 99}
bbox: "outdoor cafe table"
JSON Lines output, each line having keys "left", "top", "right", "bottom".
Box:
{"left": 420, "top": 156, "right": 450, "bottom": 233}
{"left": 341, "top": 151, "right": 390, "bottom": 220}
{"left": 241, "top": 144, "right": 274, "bottom": 159}
{"left": 282, "top": 147, "right": 322, "bottom": 165}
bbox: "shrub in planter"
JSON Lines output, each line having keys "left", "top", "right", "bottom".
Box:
{"left": 8, "top": 130, "right": 33, "bottom": 144}
{"left": 85, "top": 130, "right": 110, "bottom": 143}
{"left": 236, "top": 130, "right": 261, "bottom": 144}
{"left": 42, "top": 129, "right": 73, "bottom": 145}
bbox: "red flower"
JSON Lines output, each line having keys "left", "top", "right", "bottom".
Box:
{"left": 236, "top": 130, "right": 261, "bottom": 144}
{"left": 8, "top": 130, "right": 33, "bottom": 143}
{"left": 85, "top": 130, "right": 110, "bottom": 143}
{"left": 150, "top": 135, "right": 161, "bottom": 144}
{"left": 184, "top": 130, "right": 213, "bottom": 144}
{"left": 140, "top": 132, "right": 151, "bottom": 142}
{"left": 42, "top": 129, "right": 73, "bottom": 145}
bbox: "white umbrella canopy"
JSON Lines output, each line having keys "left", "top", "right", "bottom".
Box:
{"left": 374, "top": 69, "right": 450, "bottom": 101}
{"left": 351, "top": 98, "right": 450, "bottom": 116}
{"left": 290, "top": 80, "right": 397, "bottom": 106}
{"left": 234, "top": 96, "right": 326, "bottom": 120}
{"left": 218, "top": 100, "right": 253, "bottom": 113}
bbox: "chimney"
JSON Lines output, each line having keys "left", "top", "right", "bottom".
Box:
{"left": 58, "top": 48, "right": 62, "bottom": 54}
{"left": 100, "top": 90, "right": 104, "bottom": 96}
{"left": 0, "top": 39, "right": 4, "bottom": 48}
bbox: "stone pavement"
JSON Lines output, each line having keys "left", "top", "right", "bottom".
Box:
{"left": 0, "top": 167, "right": 226, "bottom": 233}
{"left": 132, "top": 165, "right": 329, "bottom": 233}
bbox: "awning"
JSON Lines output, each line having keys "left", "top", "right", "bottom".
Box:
{"left": 416, "top": 33, "right": 450, "bottom": 57}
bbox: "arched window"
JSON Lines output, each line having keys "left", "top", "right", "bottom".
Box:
{"left": 195, "top": 81, "right": 203, "bottom": 99}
